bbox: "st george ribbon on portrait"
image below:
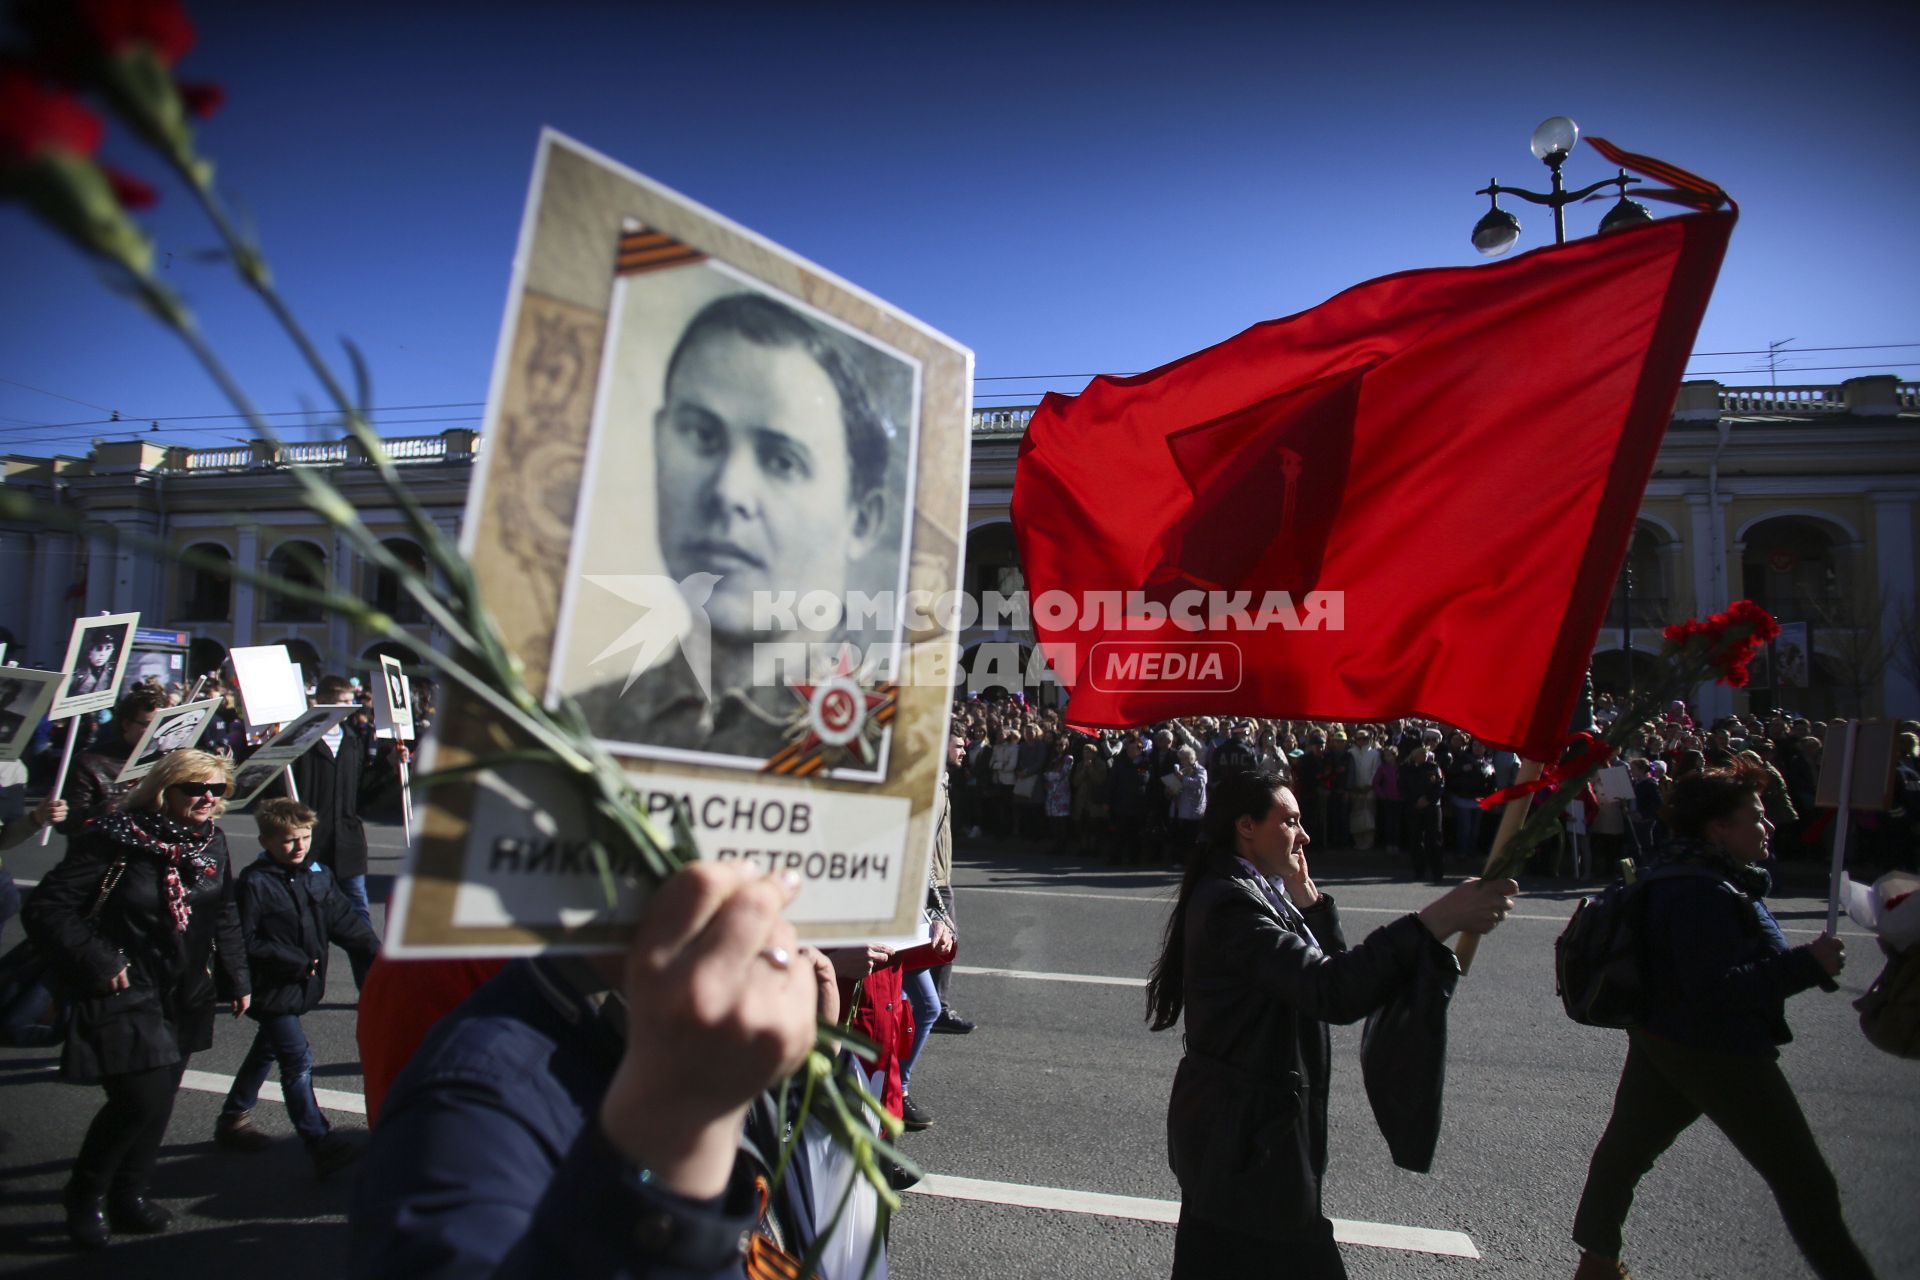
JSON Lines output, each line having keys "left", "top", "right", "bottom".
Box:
{"left": 549, "top": 264, "right": 921, "bottom": 779}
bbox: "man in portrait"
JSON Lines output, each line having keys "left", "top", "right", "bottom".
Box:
{"left": 66, "top": 625, "right": 125, "bottom": 699}
{"left": 575, "top": 291, "right": 895, "bottom": 763}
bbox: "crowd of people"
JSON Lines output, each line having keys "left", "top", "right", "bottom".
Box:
{"left": 0, "top": 676, "right": 1895, "bottom": 1277}
{"left": 944, "top": 693, "right": 1920, "bottom": 882}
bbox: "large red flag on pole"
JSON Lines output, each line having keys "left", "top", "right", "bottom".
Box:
{"left": 1012, "top": 205, "right": 1734, "bottom": 761}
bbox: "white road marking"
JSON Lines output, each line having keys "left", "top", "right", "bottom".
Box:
{"left": 179, "top": 1067, "right": 367, "bottom": 1116}
{"left": 167, "top": 1067, "right": 1476, "bottom": 1256}
{"left": 960, "top": 885, "right": 1875, "bottom": 937}
{"left": 952, "top": 964, "right": 1145, "bottom": 988}
{"left": 910, "top": 1174, "right": 1480, "bottom": 1258}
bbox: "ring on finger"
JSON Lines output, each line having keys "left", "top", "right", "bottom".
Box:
{"left": 758, "top": 946, "right": 793, "bottom": 972}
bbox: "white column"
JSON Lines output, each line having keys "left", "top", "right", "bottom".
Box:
{"left": 28, "top": 531, "right": 77, "bottom": 664}
{"left": 0, "top": 529, "right": 31, "bottom": 654}
{"left": 232, "top": 527, "right": 258, "bottom": 647}
{"left": 1685, "top": 493, "right": 1733, "bottom": 723}
{"left": 85, "top": 527, "right": 116, "bottom": 617}
{"left": 113, "top": 512, "right": 163, "bottom": 620}
{"left": 1872, "top": 494, "right": 1919, "bottom": 717}
{"left": 330, "top": 528, "right": 355, "bottom": 673}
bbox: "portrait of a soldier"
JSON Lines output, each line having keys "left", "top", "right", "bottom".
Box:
{"left": 577, "top": 291, "right": 897, "bottom": 762}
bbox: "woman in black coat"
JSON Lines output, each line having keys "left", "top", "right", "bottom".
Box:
{"left": 1146, "top": 768, "right": 1514, "bottom": 1279}
{"left": 24, "top": 748, "right": 250, "bottom": 1250}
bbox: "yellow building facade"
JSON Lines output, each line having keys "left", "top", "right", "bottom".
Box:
{"left": 4, "top": 377, "right": 1916, "bottom": 723}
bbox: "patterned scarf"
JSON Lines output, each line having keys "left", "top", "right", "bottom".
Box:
{"left": 94, "top": 808, "right": 218, "bottom": 933}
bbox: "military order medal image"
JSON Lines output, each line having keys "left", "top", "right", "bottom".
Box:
{"left": 388, "top": 132, "right": 971, "bottom": 954}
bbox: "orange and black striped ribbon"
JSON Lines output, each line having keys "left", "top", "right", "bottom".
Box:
{"left": 761, "top": 685, "right": 898, "bottom": 775}
{"left": 1586, "top": 137, "right": 1732, "bottom": 213}
{"left": 615, "top": 226, "right": 707, "bottom": 275}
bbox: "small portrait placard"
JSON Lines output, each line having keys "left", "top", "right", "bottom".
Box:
{"left": 0, "top": 667, "right": 62, "bottom": 763}
{"left": 231, "top": 705, "right": 357, "bottom": 807}
{"left": 374, "top": 653, "right": 415, "bottom": 740}
{"left": 49, "top": 613, "right": 140, "bottom": 720}
{"left": 230, "top": 645, "right": 309, "bottom": 728}
{"left": 116, "top": 697, "right": 221, "bottom": 783}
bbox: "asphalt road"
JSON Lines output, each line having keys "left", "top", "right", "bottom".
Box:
{"left": 1, "top": 824, "right": 1913, "bottom": 1279}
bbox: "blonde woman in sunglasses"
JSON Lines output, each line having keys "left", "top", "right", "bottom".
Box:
{"left": 24, "top": 748, "right": 251, "bottom": 1250}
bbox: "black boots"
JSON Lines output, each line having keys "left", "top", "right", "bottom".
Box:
{"left": 62, "top": 1184, "right": 108, "bottom": 1250}
{"left": 106, "top": 1192, "right": 174, "bottom": 1233}
{"left": 62, "top": 1183, "right": 174, "bottom": 1249}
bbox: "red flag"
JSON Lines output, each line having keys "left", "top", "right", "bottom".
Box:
{"left": 1012, "top": 208, "right": 1734, "bottom": 760}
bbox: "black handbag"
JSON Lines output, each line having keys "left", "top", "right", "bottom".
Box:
{"left": 0, "top": 856, "right": 129, "bottom": 1043}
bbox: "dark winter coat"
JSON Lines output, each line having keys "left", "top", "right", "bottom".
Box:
{"left": 265, "top": 726, "right": 371, "bottom": 881}
{"left": 236, "top": 853, "right": 380, "bottom": 1017}
{"left": 55, "top": 735, "right": 136, "bottom": 834}
{"left": 1640, "top": 848, "right": 1827, "bottom": 1057}
{"left": 23, "top": 814, "right": 249, "bottom": 1083}
{"left": 1166, "top": 852, "right": 1436, "bottom": 1240}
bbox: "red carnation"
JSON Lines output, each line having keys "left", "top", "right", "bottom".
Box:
{"left": 103, "top": 163, "right": 156, "bottom": 207}
{"left": 0, "top": 66, "right": 105, "bottom": 165}
{"left": 179, "top": 80, "right": 222, "bottom": 119}
{"left": 76, "top": 0, "right": 197, "bottom": 67}
{"left": 1662, "top": 600, "right": 1778, "bottom": 688}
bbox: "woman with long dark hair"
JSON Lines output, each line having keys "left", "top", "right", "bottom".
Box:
{"left": 1570, "top": 762, "right": 1875, "bottom": 1280}
{"left": 1146, "top": 767, "right": 1515, "bottom": 1278}
{"left": 25, "top": 748, "right": 249, "bottom": 1249}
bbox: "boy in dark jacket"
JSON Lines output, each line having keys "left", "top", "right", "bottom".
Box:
{"left": 214, "top": 799, "right": 379, "bottom": 1175}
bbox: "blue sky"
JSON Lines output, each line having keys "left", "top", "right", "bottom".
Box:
{"left": 2, "top": 1, "right": 1915, "bottom": 455}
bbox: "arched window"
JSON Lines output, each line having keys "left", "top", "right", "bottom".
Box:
{"left": 1605, "top": 523, "right": 1671, "bottom": 629}
{"left": 188, "top": 637, "right": 228, "bottom": 682}
{"left": 266, "top": 541, "right": 327, "bottom": 622}
{"left": 366, "top": 538, "right": 429, "bottom": 624}
{"left": 1740, "top": 516, "right": 1847, "bottom": 623}
{"left": 179, "top": 542, "right": 232, "bottom": 622}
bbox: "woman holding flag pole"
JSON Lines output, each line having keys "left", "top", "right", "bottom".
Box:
{"left": 1146, "top": 768, "right": 1515, "bottom": 1277}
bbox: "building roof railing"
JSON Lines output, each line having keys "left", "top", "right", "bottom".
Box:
{"left": 968, "top": 377, "right": 1919, "bottom": 434}
{"left": 160, "top": 429, "right": 480, "bottom": 474}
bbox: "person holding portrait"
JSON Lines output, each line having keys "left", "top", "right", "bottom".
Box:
{"left": 24, "top": 748, "right": 249, "bottom": 1249}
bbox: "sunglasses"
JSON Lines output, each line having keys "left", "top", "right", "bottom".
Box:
{"left": 171, "top": 781, "right": 229, "bottom": 798}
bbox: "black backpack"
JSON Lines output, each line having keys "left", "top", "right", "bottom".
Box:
{"left": 1555, "top": 863, "right": 1718, "bottom": 1028}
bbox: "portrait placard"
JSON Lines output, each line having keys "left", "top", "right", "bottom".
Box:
{"left": 116, "top": 697, "right": 219, "bottom": 783}
{"left": 0, "top": 667, "right": 62, "bottom": 763}
{"left": 389, "top": 131, "right": 971, "bottom": 956}
{"left": 374, "top": 653, "right": 415, "bottom": 740}
{"left": 230, "top": 645, "right": 308, "bottom": 728}
{"left": 230, "top": 705, "right": 356, "bottom": 807}
{"left": 48, "top": 612, "right": 140, "bottom": 720}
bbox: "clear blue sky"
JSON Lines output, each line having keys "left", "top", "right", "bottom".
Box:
{"left": 2, "top": 1, "right": 1915, "bottom": 455}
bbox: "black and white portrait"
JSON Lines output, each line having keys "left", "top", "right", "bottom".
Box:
{"left": 550, "top": 261, "right": 919, "bottom": 773}
{"left": 377, "top": 654, "right": 415, "bottom": 739}
{"left": 0, "top": 668, "right": 63, "bottom": 763}
{"left": 50, "top": 613, "right": 139, "bottom": 720}
{"left": 118, "top": 697, "right": 219, "bottom": 782}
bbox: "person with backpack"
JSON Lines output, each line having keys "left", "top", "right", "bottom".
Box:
{"left": 1570, "top": 762, "right": 1875, "bottom": 1280}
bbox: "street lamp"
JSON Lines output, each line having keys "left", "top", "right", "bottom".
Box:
{"left": 1471, "top": 115, "right": 1652, "bottom": 257}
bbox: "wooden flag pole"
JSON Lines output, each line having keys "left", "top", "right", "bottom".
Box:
{"left": 397, "top": 753, "right": 413, "bottom": 845}
{"left": 39, "top": 716, "right": 82, "bottom": 847}
{"left": 1454, "top": 758, "right": 1544, "bottom": 974}
{"left": 1825, "top": 720, "right": 1859, "bottom": 937}
{"left": 274, "top": 723, "right": 301, "bottom": 803}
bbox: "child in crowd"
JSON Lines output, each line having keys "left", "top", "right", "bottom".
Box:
{"left": 215, "top": 798, "right": 379, "bottom": 1176}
